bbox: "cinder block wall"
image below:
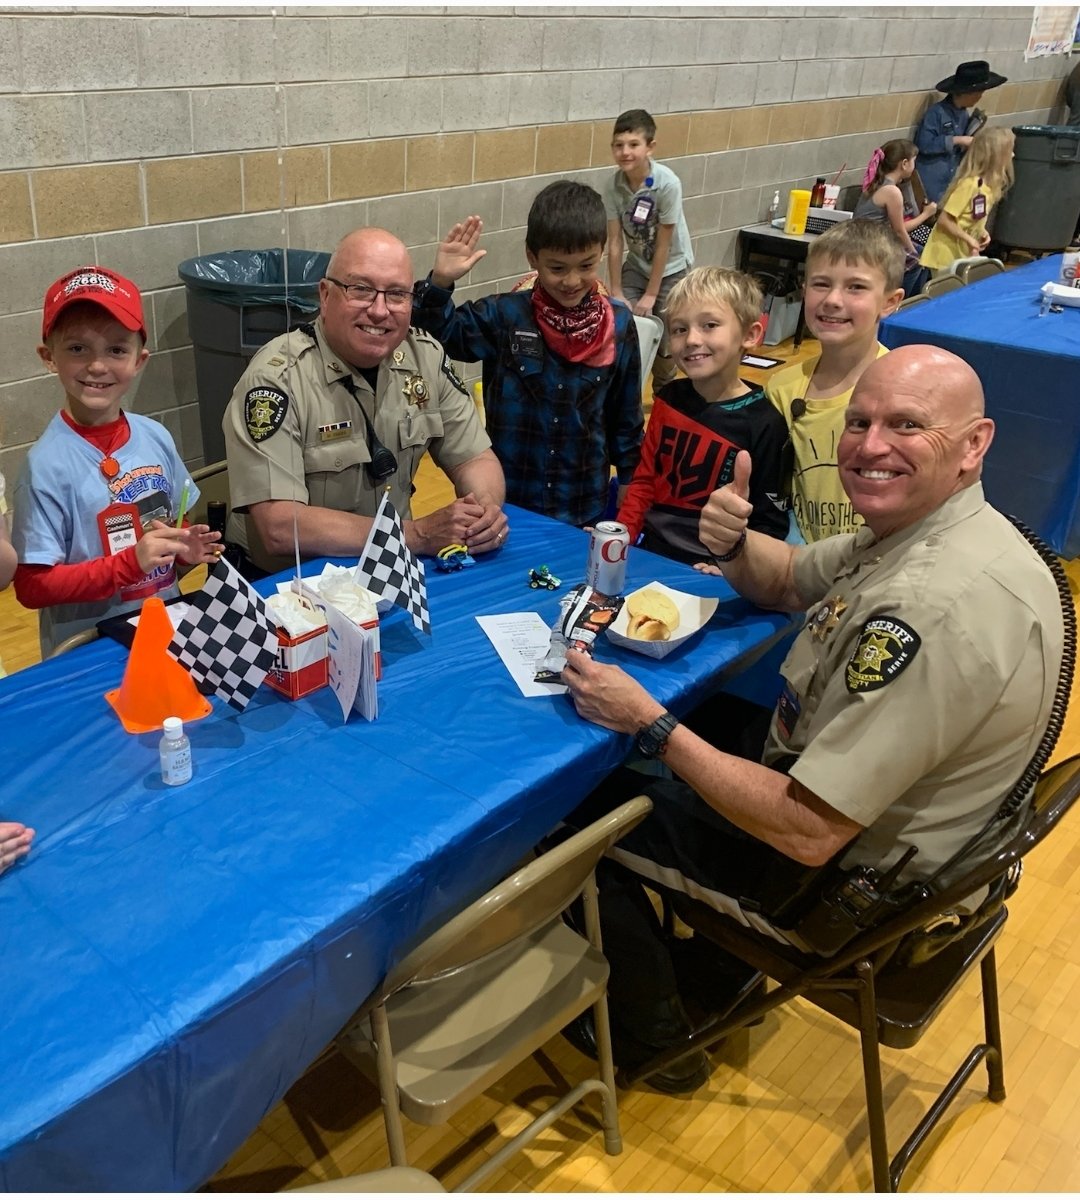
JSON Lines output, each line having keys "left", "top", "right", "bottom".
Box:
{"left": 0, "top": 5, "right": 1072, "bottom": 485}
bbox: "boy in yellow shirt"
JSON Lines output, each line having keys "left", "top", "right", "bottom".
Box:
{"left": 767, "top": 222, "right": 904, "bottom": 542}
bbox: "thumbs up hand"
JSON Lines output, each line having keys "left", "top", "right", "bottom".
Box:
{"left": 700, "top": 450, "right": 754, "bottom": 557}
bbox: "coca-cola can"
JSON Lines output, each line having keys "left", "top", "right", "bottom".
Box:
{"left": 586, "top": 520, "right": 630, "bottom": 596}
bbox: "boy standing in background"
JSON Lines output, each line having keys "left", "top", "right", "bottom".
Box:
{"left": 604, "top": 109, "right": 694, "bottom": 389}
{"left": 766, "top": 222, "right": 904, "bottom": 543}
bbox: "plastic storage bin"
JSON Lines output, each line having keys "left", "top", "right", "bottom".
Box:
{"left": 178, "top": 248, "right": 329, "bottom": 464}
{"left": 992, "top": 126, "right": 1080, "bottom": 252}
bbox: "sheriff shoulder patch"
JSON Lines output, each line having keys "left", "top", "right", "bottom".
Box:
{"left": 845, "top": 616, "right": 921, "bottom": 694}
{"left": 245, "top": 386, "right": 289, "bottom": 443}
{"left": 441, "top": 353, "right": 468, "bottom": 395}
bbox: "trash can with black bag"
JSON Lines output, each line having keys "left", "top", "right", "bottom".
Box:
{"left": 991, "top": 126, "right": 1080, "bottom": 256}
{"left": 178, "top": 248, "right": 329, "bottom": 464}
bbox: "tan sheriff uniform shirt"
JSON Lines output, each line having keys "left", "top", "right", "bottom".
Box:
{"left": 764, "top": 484, "right": 1063, "bottom": 891}
{"left": 223, "top": 319, "right": 490, "bottom": 560}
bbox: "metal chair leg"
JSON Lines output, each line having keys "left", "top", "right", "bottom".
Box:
{"left": 371, "top": 1005, "right": 410, "bottom": 1167}
{"left": 853, "top": 960, "right": 892, "bottom": 1192}
{"left": 980, "top": 949, "right": 1007, "bottom": 1102}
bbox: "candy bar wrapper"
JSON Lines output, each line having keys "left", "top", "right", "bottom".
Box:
{"left": 534, "top": 582, "right": 624, "bottom": 683}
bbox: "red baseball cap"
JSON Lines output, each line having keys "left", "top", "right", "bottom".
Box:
{"left": 42, "top": 266, "right": 146, "bottom": 341}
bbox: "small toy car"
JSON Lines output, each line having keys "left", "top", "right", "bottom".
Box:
{"left": 528, "top": 565, "right": 561, "bottom": 590}
{"left": 435, "top": 543, "right": 475, "bottom": 572}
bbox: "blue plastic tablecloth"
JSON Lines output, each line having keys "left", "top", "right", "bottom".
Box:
{"left": 881, "top": 255, "right": 1080, "bottom": 556}
{"left": 0, "top": 505, "right": 792, "bottom": 1191}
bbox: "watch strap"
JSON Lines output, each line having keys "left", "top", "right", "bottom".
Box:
{"left": 635, "top": 710, "right": 680, "bottom": 759}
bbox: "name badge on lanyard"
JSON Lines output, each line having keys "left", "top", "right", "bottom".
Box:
{"left": 630, "top": 193, "right": 655, "bottom": 225}
{"left": 96, "top": 501, "right": 143, "bottom": 557}
{"left": 971, "top": 182, "right": 987, "bottom": 222}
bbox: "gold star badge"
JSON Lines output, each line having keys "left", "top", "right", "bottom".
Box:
{"left": 403, "top": 373, "right": 429, "bottom": 408}
{"left": 810, "top": 595, "right": 847, "bottom": 642}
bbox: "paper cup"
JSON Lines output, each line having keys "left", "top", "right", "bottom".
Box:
{"left": 822, "top": 185, "right": 840, "bottom": 210}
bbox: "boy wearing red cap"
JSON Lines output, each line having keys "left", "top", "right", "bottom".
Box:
{"left": 12, "top": 267, "right": 222, "bottom": 657}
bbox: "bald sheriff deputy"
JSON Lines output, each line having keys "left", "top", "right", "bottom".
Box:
{"left": 560, "top": 345, "right": 1065, "bottom": 1091}
{"left": 223, "top": 227, "right": 508, "bottom": 569}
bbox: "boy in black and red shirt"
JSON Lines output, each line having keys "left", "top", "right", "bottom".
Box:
{"left": 618, "top": 267, "right": 789, "bottom": 565}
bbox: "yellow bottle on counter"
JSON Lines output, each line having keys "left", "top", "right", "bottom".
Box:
{"left": 784, "top": 189, "right": 811, "bottom": 235}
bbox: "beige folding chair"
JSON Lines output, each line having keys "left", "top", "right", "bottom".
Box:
{"left": 898, "top": 292, "right": 932, "bottom": 311}
{"left": 336, "top": 795, "right": 652, "bottom": 1192}
{"left": 633, "top": 313, "right": 664, "bottom": 381}
{"left": 956, "top": 257, "right": 1006, "bottom": 286}
{"left": 921, "top": 273, "right": 966, "bottom": 299}
{"left": 47, "top": 627, "right": 99, "bottom": 658}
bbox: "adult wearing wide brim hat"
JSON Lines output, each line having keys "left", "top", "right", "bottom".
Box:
{"left": 915, "top": 60, "right": 1009, "bottom": 204}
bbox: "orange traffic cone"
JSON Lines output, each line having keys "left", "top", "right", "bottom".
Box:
{"left": 105, "top": 596, "right": 212, "bottom": 733}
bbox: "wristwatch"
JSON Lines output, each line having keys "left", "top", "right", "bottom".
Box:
{"left": 634, "top": 710, "right": 680, "bottom": 759}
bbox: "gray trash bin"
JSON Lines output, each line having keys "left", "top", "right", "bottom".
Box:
{"left": 992, "top": 126, "right": 1080, "bottom": 252}
{"left": 178, "top": 248, "right": 329, "bottom": 464}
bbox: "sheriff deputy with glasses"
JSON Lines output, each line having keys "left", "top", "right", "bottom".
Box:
{"left": 223, "top": 227, "right": 508, "bottom": 572}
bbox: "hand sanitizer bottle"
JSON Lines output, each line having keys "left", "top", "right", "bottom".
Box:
{"left": 160, "top": 717, "right": 193, "bottom": 786}
{"left": 767, "top": 189, "right": 780, "bottom": 224}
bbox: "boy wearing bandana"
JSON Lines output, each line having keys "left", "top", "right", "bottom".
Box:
{"left": 12, "top": 267, "right": 223, "bottom": 657}
{"left": 412, "top": 181, "right": 644, "bottom": 528}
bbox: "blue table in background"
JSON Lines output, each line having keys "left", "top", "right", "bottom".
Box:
{"left": 0, "top": 505, "right": 793, "bottom": 1191}
{"left": 881, "top": 255, "right": 1080, "bottom": 557}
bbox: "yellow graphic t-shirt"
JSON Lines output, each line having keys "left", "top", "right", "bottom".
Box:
{"left": 767, "top": 345, "right": 889, "bottom": 543}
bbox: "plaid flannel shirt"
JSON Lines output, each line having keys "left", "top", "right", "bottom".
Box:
{"left": 412, "top": 280, "right": 643, "bottom": 527}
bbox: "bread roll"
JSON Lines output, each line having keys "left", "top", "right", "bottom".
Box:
{"left": 628, "top": 615, "right": 671, "bottom": 642}
{"left": 625, "top": 587, "right": 680, "bottom": 640}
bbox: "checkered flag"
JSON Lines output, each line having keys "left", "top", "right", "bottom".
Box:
{"left": 356, "top": 492, "right": 431, "bottom": 635}
{"left": 168, "top": 556, "right": 280, "bottom": 709}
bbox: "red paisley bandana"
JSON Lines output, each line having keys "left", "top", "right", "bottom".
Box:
{"left": 530, "top": 283, "right": 615, "bottom": 367}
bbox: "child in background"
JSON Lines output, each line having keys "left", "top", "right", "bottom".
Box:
{"left": 617, "top": 267, "right": 788, "bottom": 565}
{"left": 13, "top": 267, "right": 222, "bottom": 658}
{"left": 1, "top": 468, "right": 35, "bottom": 873}
{"left": 604, "top": 108, "right": 694, "bottom": 389}
{"left": 914, "top": 59, "right": 1007, "bottom": 204}
{"left": 920, "top": 127, "right": 1015, "bottom": 276}
{"left": 412, "top": 181, "right": 643, "bottom": 529}
{"left": 767, "top": 221, "right": 905, "bottom": 543}
{"left": 853, "top": 139, "right": 938, "bottom": 296}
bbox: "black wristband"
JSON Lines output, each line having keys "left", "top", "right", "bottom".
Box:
{"left": 711, "top": 530, "right": 747, "bottom": 567}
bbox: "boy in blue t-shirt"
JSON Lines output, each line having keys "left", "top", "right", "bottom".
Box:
{"left": 603, "top": 108, "right": 694, "bottom": 390}
{"left": 12, "top": 267, "right": 223, "bottom": 656}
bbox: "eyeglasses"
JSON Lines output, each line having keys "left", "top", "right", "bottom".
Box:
{"left": 325, "top": 277, "right": 415, "bottom": 311}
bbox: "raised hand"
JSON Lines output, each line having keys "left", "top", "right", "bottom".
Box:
{"left": 699, "top": 449, "right": 753, "bottom": 556}
{"left": 432, "top": 215, "right": 487, "bottom": 289}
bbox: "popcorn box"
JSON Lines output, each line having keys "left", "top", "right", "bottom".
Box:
{"left": 274, "top": 580, "right": 383, "bottom": 682}
{"left": 265, "top": 621, "right": 330, "bottom": 700}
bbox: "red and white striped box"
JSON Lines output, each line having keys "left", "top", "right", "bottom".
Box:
{"left": 265, "top": 622, "right": 329, "bottom": 700}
